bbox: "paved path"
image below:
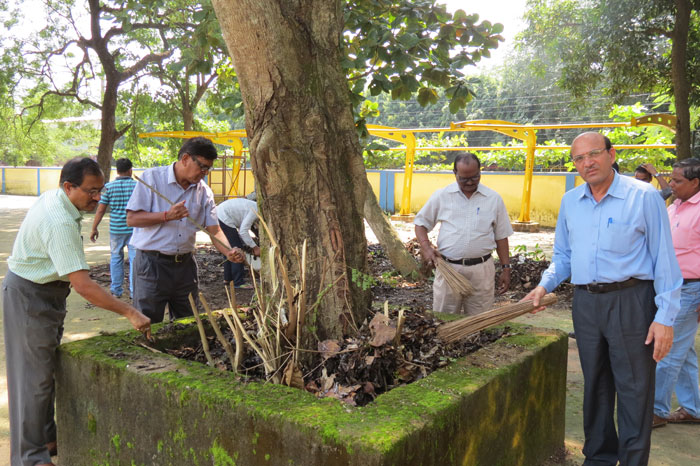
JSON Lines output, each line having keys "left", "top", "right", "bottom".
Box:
{"left": 0, "top": 194, "right": 698, "bottom": 465}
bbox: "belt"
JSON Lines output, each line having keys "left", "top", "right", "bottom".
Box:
{"left": 142, "top": 250, "right": 192, "bottom": 263}
{"left": 42, "top": 280, "right": 71, "bottom": 289}
{"left": 684, "top": 278, "right": 700, "bottom": 284}
{"left": 444, "top": 253, "right": 492, "bottom": 267}
{"left": 576, "top": 278, "right": 644, "bottom": 294}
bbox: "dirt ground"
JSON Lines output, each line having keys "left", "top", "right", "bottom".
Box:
{"left": 1, "top": 194, "right": 699, "bottom": 465}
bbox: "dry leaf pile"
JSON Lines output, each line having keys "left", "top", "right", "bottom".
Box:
{"left": 305, "top": 307, "right": 508, "bottom": 406}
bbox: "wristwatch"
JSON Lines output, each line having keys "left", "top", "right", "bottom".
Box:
{"left": 653, "top": 173, "right": 661, "bottom": 178}
{"left": 502, "top": 264, "right": 512, "bottom": 269}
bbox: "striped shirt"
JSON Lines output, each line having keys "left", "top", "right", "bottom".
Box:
{"left": 99, "top": 176, "right": 136, "bottom": 234}
{"left": 8, "top": 189, "right": 89, "bottom": 284}
{"left": 415, "top": 182, "right": 514, "bottom": 260}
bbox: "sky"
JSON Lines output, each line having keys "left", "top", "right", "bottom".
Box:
{"left": 443, "top": 0, "right": 529, "bottom": 68}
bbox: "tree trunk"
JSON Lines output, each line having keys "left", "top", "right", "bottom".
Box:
{"left": 363, "top": 179, "right": 420, "bottom": 278}
{"left": 96, "top": 75, "right": 119, "bottom": 181}
{"left": 212, "top": 0, "right": 371, "bottom": 344}
{"left": 672, "top": 0, "right": 692, "bottom": 160}
{"left": 183, "top": 106, "right": 194, "bottom": 131}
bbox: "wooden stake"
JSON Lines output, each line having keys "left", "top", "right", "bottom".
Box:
{"left": 188, "top": 293, "right": 215, "bottom": 367}
{"left": 199, "top": 292, "right": 237, "bottom": 369}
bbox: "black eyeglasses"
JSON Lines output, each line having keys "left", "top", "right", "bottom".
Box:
{"left": 191, "top": 155, "right": 213, "bottom": 173}
{"left": 456, "top": 174, "right": 481, "bottom": 183}
{"left": 73, "top": 185, "right": 105, "bottom": 197}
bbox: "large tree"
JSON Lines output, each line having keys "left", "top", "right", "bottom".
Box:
{"left": 6, "top": 0, "right": 217, "bottom": 177}
{"left": 211, "top": 0, "right": 503, "bottom": 343}
{"left": 519, "top": 0, "right": 700, "bottom": 159}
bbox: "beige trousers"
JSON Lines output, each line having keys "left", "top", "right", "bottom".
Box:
{"left": 433, "top": 258, "right": 495, "bottom": 315}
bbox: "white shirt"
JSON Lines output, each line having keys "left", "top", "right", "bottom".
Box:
{"left": 414, "top": 182, "right": 513, "bottom": 260}
{"left": 216, "top": 198, "right": 258, "bottom": 249}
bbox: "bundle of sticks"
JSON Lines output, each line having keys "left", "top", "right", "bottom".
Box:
{"left": 435, "top": 257, "right": 475, "bottom": 297}
{"left": 437, "top": 293, "right": 558, "bottom": 343}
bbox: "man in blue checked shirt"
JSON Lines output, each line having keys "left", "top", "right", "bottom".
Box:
{"left": 90, "top": 158, "right": 137, "bottom": 298}
{"left": 523, "top": 132, "right": 682, "bottom": 466}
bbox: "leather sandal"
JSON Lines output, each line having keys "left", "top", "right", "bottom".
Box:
{"left": 46, "top": 441, "right": 58, "bottom": 456}
{"left": 667, "top": 407, "right": 700, "bottom": 423}
{"left": 652, "top": 414, "right": 668, "bottom": 428}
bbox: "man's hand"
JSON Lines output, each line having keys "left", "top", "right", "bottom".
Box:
{"left": 90, "top": 229, "right": 99, "bottom": 242}
{"left": 645, "top": 322, "right": 674, "bottom": 362}
{"left": 226, "top": 247, "right": 245, "bottom": 263}
{"left": 419, "top": 241, "right": 440, "bottom": 266}
{"left": 126, "top": 308, "right": 152, "bottom": 340}
{"left": 252, "top": 246, "right": 261, "bottom": 257}
{"left": 696, "top": 303, "right": 700, "bottom": 323}
{"left": 641, "top": 163, "right": 659, "bottom": 176}
{"left": 520, "top": 286, "right": 548, "bottom": 313}
{"left": 497, "top": 268, "right": 511, "bottom": 294}
{"left": 166, "top": 200, "right": 188, "bottom": 221}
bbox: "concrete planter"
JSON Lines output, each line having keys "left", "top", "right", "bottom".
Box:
{"left": 56, "top": 324, "right": 567, "bottom": 466}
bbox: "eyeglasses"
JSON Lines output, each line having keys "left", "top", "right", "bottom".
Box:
{"left": 73, "top": 185, "right": 105, "bottom": 197}
{"left": 191, "top": 155, "right": 213, "bottom": 173}
{"left": 456, "top": 174, "right": 481, "bottom": 183}
{"left": 571, "top": 148, "right": 608, "bottom": 164}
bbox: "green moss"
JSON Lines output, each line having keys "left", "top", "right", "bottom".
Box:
{"left": 59, "top": 322, "right": 565, "bottom": 463}
{"left": 157, "top": 439, "right": 163, "bottom": 453}
{"left": 111, "top": 433, "right": 121, "bottom": 454}
{"left": 87, "top": 412, "right": 97, "bottom": 434}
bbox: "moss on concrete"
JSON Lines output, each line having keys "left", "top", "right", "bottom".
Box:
{"left": 56, "top": 322, "right": 567, "bottom": 466}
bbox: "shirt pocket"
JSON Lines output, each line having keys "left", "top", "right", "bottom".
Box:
{"left": 599, "top": 222, "right": 639, "bottom": 252}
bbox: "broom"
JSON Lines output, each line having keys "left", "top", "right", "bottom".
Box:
{"left": 434, "top": 257, "right": 475, "bottom": 297}
{"left": 437, "top": 293, "right": 558, "bottom": 343}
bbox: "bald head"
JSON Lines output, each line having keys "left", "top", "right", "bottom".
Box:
{"left": 570, "top": 132, "right": 616, "bottom": 190}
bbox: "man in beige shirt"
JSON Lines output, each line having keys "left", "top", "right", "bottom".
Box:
{"left": 415, "top": 152, "right": 513, "bottom": 315}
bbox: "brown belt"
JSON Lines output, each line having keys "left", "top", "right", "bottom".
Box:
{"left": 684, "top": 278, "right": 700, "bottom": 284}
{"left": 576, "top": 278, "right": 645, "bottom": 294}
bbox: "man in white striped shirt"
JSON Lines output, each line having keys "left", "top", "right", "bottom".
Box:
{"left": 415, "top": 152, "right": 513, "bottom": 315}
{"left": 3, "top": 157, "right": 151, "bottom": 466}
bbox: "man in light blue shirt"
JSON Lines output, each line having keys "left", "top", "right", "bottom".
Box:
{"left": 127, "top": 137, "right": 243, "bottom": 323}
{"left": 524, "top": 132, "right": 682, "bottom": 466}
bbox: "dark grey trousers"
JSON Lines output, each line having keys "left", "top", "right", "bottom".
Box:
{"left": 573, "top": 281, "right": 657, "bottom": 466}
{"left": 2, "top": 271, "right": 70, "bottom": 466}
{"left": 132, "top": 249, "right": 199, "bottom": 323}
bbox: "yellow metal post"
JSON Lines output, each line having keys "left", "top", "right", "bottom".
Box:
{"left": 518, "top": 130, "right": 537, "bottom": 223}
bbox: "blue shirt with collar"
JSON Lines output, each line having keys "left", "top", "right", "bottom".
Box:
{"left": 126, "top": 163, "right": 218, "bottom": 255}
{"left": 539, "top": 172, "right": 682, "bottom": 326}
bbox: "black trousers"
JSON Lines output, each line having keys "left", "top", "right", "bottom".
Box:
{"left": 3, "top": 271, "right": 70, "bottom": 466}
{"left": 132, "top": 249, "right": 198, "bottom": 323}
{"left": 573, "top": 281, "right": 656, "bottom": 466}
{"left": 218, "top": 220, "right": 246, "bottom": 286}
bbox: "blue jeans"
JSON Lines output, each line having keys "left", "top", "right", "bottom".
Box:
{"left": 654, "top": 281, "right": 700, "bottom": 417}
{"left": 109, "top": 233, "right": 134, "bottom": 297}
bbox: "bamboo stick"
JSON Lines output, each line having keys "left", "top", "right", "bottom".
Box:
{"left": 437, "top": 294, "right": 558, "bottom": 343}
{"left": 199, "top": 292, "right": 237, "bottom": 368}
{"left": 188, "top": 293, "right": 215, "bottom": 366}
{"left": 224, "top": 284, "right": 245, "bottom": 371}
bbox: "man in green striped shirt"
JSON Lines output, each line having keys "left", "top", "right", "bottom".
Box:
{"left": 2, "top": 157, "right": 151, "bottom": 466}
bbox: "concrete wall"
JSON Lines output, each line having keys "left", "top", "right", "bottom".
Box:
{"left": 56, "top": 324, "right": 567, "bottom": 466}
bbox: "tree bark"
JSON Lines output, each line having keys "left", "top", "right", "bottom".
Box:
{"left": 212, "top": 0, "right": 371, "bottom": 344}
{"left": 363, "top": 179, "right": 420, "bottom": 278}
{"left": 671, "top": 0, "right": 692, "bottom": 160}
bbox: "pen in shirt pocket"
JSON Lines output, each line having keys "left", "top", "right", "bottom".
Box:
{"left": 477, "top": 207, "right": 480, "bottom": 216}
{"left": 607, "top": 217, "right": 613, "bottom": 227}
